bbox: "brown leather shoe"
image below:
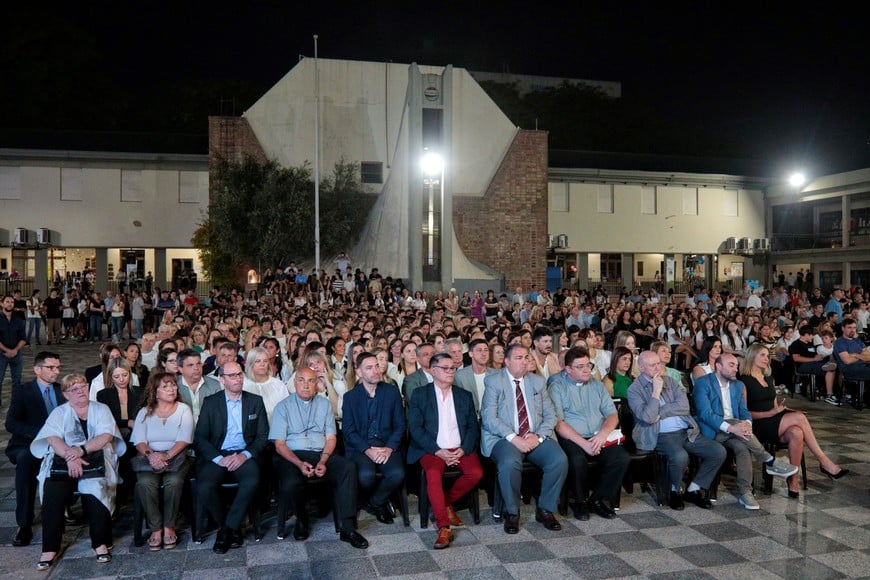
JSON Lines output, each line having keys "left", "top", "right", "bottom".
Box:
{"left": 433, "top": 527, "right": 454, "bottom": 549}
{"left": 446, "top": 506, "right": 465, "bottom": 528}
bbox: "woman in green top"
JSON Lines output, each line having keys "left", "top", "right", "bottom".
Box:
{"left": 604, "top": 346, "right": 635, "bottom": 399}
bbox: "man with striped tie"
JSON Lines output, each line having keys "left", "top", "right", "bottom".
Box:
{"left": 481, "top": 343, "right": 567, "bottom": 534}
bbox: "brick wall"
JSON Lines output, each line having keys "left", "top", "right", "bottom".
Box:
{"left": 207, "top": 116, "right": 268, "bottom": 201}
{"left": 454, "top": 130, "right": 549, "bottom": 291}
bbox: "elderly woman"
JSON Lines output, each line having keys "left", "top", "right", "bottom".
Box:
{"left": 131, "top": 372, "right": 194, "bottom": 551}
{"left": 243, "top": 346, "right": 290, "bottom": 422}
{"left": 30, "top": 374, "right": 125, "bottom": 570}
{"left": 741, "top": 343, "right": 848, "bottom": 498}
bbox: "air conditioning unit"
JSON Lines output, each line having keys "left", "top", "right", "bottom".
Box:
{"left": 723, "top": 237, "right": 737, "bottom": 254}
{"left": 547, "top": 235, "right": 557, "bottom": 249}
{"left": 557, "top": 234, "right": 568, "bottom": 249}
{"left": 754, "top": 238, "right": 770, "bottom": 253}
{"left": 13, "top": 228, "right": 29, "bottom": 246}
{"left": 736, "top": 237, "right": 753, "bottom": 255}
{"left": 37, "top": 228, "right": 51, "bottom": 245}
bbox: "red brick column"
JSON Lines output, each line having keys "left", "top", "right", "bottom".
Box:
{"left": 453, "top": 130, "right": 548, "bottom": 290}
{"left": 207, "top": 116, "right": 268, "bottom": 201}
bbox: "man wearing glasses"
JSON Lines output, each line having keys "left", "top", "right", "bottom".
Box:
{"left": 549, "top": 346, "right": 629, "bottom": 521}
{"left": 5, "top": 351, "right": 63, "bottom": 546}
{"left": 407, "top": 353, "right": 482, "bottom": 549}
{"left": 194, "top": 362, "right": 269, "bottom": 553}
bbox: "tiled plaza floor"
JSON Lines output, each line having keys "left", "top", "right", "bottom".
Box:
{"left": 2, "top": 341, "right": 869, "bottom": 579}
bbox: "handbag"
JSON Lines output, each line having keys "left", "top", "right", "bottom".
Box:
{"left": 131, "top": 451, "right": 187, "bottom": 473}
{"left": 50, "top": 450, "right": 105, "bottom": 480}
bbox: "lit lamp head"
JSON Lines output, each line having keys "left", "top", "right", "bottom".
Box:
{"left": 789, "top": 172, "right": 806, "bottom": 188}
{"left": 420, "top": 152, "right": 444, "bottom": 176}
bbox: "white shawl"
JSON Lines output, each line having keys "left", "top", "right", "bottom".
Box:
{"left": 30, "top": 401, "right": 127, "bottom": 512}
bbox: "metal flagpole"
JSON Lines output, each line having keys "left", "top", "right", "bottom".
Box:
{"left": 313, "top": 35, "right": 321, "bottom": 277}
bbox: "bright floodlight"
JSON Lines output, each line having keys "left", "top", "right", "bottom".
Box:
{"left": 789, "top": 172, "right": 806, "bottom": 187}
{"left": 420, "top": 152, "right": 444, "bottom": 176}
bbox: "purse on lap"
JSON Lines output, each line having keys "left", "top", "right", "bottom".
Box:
{"left": 50, "top": 451, "right": 106, "bottom": 480}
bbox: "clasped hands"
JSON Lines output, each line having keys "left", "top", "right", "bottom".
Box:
{"left": 511, "top": 433, "right": 542, "bottom": 453}
{"left": 365, "top": 446, "right": 393, "bottom": 465}
{"left": 218, "top": 452, "right": 248, "bottom": 472}
{"left": 727, "top": 420, "right": 754, "bottom": 440}
{"left": 297, "top": 459, "right": 328, "bottom": 478}
{"left": 435, "top": 447, "right": 465, "bottom": 466}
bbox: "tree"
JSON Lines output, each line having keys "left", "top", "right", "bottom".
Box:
{"left": 192, "top": 156, "right": 375, "bottom": 286}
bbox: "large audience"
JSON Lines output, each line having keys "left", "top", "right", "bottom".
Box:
{"left": 3, "top": 261, "right": 867, "bottom": 570}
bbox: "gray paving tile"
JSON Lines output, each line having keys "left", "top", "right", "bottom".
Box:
{"left": 486, "top": 540, "right": 554, "bottom": 563}
{"left": 616, "top": 548, "right": 697, "bottom": 574}
{"left": 720, "top": 536, "right": 803, "bottom": 562}
{"left": 503, "top": 558, "right": 577, "bottom": 579}
{"left": 184, "top": 547, "right": 246, "bottom": 570}
{"left": 365, "top": 530, "right": 428, "bottom": 555}
{"left": 447, "top": 566, "right": 513, "bottom": 580}
{"left": 310, "top": 557, "right": 378, "bottom": 579}
{"left": 785, "top": 511, "right": 852, "bottom": 532}
{"left": 692, "top": 520, "right": 762, "bottom": 541}
{"left": 672, "top": 543, "right": 747, "bottom": 568}
{"left": 617, "top": 509, "right": 681, "bottom": 529}
{"left": 705, "top": 562, "right": 786, "bottom": 580}
{"left": 429, "top": 544, "right": 500, "bottom": 571}
{"left": 647, "top": 571, "right": 717, "bottom": 580}
{"left": 248, "top": 562, "right": 311, "bottom": 580}
{"left": 372, "top": 550, "right": 440, "bottom": 577}
{"left": 640, "top": 524, "right": 718, "bottom": 548}
{"left": 245, "top": 540, "right": 308, "bottom": 565}
{"left": 782, "top": 532, "right": 851, "bottom": 556}
{"left": 542, "top": 536, "right": 612, "bottom": 558}
{"left": 591, "top": 530, "right": 662, "bottom": 552}
{"left": 810, "top": 550, "right": 870, "bottom": 578}
{"left": 758, "top": 556, "right": 846, "bottom": 579}
{"left": 562, "top": 554, "right": 639, "bottom": 579}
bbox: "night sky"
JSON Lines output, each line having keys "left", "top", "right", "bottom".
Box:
{"left": 3, "top": 2, "right": 869, "bottom": 177}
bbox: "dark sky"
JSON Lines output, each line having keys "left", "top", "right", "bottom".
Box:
{"left": 3, "top": 2, "right": 869, "bottom": 177}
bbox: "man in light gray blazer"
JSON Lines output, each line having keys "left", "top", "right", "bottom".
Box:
{"left": 481, "top": 343, "right": 567, "bottom": 534}
{"left": 453, "top": 338, "right": 495, "bottom": 413}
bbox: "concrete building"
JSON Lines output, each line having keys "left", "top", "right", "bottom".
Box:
{"left": 0, "top": 148, "right": 209, "bottom": 294}
{"left": 767, "top": 168, "right": 870, "bottom": 291}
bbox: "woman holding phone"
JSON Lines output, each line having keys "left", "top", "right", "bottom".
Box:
{"left": 741, "top": 343, "right": 847, "bottom": 498}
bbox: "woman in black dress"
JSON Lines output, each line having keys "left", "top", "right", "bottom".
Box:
{"left": 741, "top": 343, "right": 847, "bottom": 497}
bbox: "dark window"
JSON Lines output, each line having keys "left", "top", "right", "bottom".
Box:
{"left": 637, "top": 262, "right": 644, "bottom": 277}
{"left": 360, "top": 162, "right": 383, "bottom": 184}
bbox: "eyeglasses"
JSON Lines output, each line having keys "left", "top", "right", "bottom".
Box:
{"left": 64, "top": 385, "right": 88, "bottom": 394}
{"left": 222, "top": 372, "right": 244, "bottom": 379}
{"left": 39, "top": 365, "right": 63, "bottom": 371}
{"left": 570, "top": 363, "right": 595, "bottom": 371}
{"left": 166, "top": 358, "right": 178, "bottom": 364}
{"left": 431, "top": 366, "right": 456, "bottom": 373}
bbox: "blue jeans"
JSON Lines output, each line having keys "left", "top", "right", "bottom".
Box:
{"left": 132, "top": 319, "right": 144, "bottom": 340}
{"left": 0, "top": 351, "right": 23, "bottom": 401}
{"left": 89, "top": 314, "right": 103, "bottom": 341}
{"left": 110, "top": 316, "right": 124, "bottom": 338}
{"left": 26, "top": 318, "right": 41, "bottom": 343}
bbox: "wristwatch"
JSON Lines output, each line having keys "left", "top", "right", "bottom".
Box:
{"left": 537, "top": 436, "right": 545, "bottom": 444}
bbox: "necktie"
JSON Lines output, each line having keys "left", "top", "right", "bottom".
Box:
{"left": 44, "top": 386, "right": 54, "bottom": 414}
{"left": 515, "top": 380, "right": 529, "bottom": 437}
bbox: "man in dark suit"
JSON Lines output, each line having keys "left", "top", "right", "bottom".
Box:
{"left": 408, "top": 353, "right": 482, "bottom": 549}
{"left": 342, "top": 352, "right": 406, "bottom": 524}
{"left": 194, "top": 361, "right": 269, "bottom": 553}
{"left": 481, "top": 343, "right": 567, "bottom": 534}
{"left": 401, "top": 342, "right": 435, "bottom": 402}
{"left": 4, "top": 351, "right": 63, "bottom": 546}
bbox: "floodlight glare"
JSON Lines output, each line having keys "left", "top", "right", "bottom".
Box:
{"left": 789, "top": 172, "right": 806, "bottom": 188}
{"left": 420, "top": 152, "right": 444, "bottom": 176}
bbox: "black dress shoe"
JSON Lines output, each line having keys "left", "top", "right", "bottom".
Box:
{"left": 588, "top": 498, "right": 616, "bottom": 519}
{"left": 12, "top": 526, "right": 32, "bottom": 547}
{"left": 376, "top": 504, "right": 394, "bottom": 524}
{"left": 229, "top": 529, "right": 243, "bottom": 548}
{"left": 503, "top": 513, "right": 520, "bottom": 534}
{"left": 535, "top": 509, "right": 562, "bottom": 531}
{"left": 685, "top": 489, "right": 713, "bottom": 509}
{"left": 213, "top": 529, "right": 231, "bottom": 554}
{"left": 339, "top": 529, "right": 369, "bottom": 549}
{"left": 572, "top": 502, "right": 590, "bottom": 521}
{"left": 293, "top": 520, "right": 310, "bottom": 541}
{"left": 669, "top": 491, "right": 685, "bottom": 511}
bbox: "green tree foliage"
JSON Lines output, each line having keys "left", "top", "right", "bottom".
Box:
{"left": 192, "top": 157, "right": 375, "bottom": 286}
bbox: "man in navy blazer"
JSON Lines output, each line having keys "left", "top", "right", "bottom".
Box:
{"left": 194, "top": 361, "right": 269, "bottom": 553}
{"left": 481, "top": 343, "right": 567, "bottom": 534}
{"left": 408, "top": 353, "right": 483, "bottom": 549}
{"left": 5, "top": 351, "right": 64, "bottom": 546}
{"left": 342, "top": 352, "right": 406, "bottom": 524}
{"left": 693, "top": 352, "right": 798, "bottom": 510}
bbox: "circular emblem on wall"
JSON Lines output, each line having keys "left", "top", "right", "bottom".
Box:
{"left": 424, "top": 85, "right": 440, "bottom": 101}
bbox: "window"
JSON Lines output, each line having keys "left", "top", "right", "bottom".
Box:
{"left": 360, "top": 162, "right": 383, "bottom": 184}
{"left": 637, "top": 262, "right": 644, "bottom": 277}
{"left": 61, "top": 168, "right": 83, "bottom": 201}
{"left": 549, "top": 182, "right": 569, "bottom": 211}
{"left": 121, "top": 170, "right": 142, "bottom": 202}
{"left": 597, "top": 185, "right": 613, "bottom": 213}
{"left": 723, "top": 189, "right": 738, "bottom": 217}
{"left": 641, "top": 186, "right": 656, "bottom": 214}
{"left": 682, "top": 188, "right": 698, "bottom": 215}
{"left": 0, "top": 167, "right": 21, "bottom": 200}
{"left": 179, "top": 171, "right": 207, "bottom": 203}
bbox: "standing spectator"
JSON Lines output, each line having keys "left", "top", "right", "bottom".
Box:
{"left": 26, "top": 289, "right": 43, "bottom": 346}
{"left": 1, "top": 294, "right": 27, "bottom": 404}
{"left": 43, "top": 289, "right": 63, "bottom": 345}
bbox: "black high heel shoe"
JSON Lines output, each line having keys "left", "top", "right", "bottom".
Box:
{"left": 788, "top": 489, "right": 800, "bottom": 499}
{"left": 820, "top": 466, "right": 849, "bottom": 479}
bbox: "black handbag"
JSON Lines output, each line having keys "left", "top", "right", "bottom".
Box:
{"left": 50, "top": 450, "right": 105, "bottom": 480}
{"left": 130, "top": 452, "right": 187, "bottom": 473}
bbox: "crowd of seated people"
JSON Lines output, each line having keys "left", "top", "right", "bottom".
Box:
{"left": 4, "top": 273, "right": 865, "bottom": 569}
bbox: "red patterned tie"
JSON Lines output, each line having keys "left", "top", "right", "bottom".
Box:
{"left": 515, "top": 379, "right": 529, "bottom": 437}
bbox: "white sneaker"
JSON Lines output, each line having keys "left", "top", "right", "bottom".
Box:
{"left": 766, "top": 457, "right": 800, "bottom": 478}
{"left": 824, "top": 395, "right": 840, "bottom": 406}
{"left": 739, "top": 493, "right": 760, "bottom": 510}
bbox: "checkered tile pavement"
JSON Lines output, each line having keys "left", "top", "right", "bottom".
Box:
{"left": 2, "top": 341, "right": 869, "bottom": 579}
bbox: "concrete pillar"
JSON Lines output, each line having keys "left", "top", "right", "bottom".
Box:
{"left": 843, "top": 261, "right": 851, "bottom": 289}
{"left": 842, "top": 195, "right": 851, "bottom": 249}
{"left": 621, "top": 253, "right": 634, "bottom": 290}
{"left": 407, "top": 64, "right": 423, "bottom": 292}
{"left": 34, "top": 248, "right": 48, "bottom": 294}
{"left": 154, "top": 248, "right": 167, "bottom": 291}
{"left": 576, "top": 252, "right": 588, "bottom": 290}
{"left": 94, "top": 248, "right": 108, "bottom": 292}
{"left": 441, "top": 65, "right": 454, "bottom": 290}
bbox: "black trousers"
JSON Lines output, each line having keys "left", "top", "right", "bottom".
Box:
{"left": 42, "top": 479, "right": 112, "bottom": 552}
{"left": 559, "top": 437, "right": 630, "bottom": 503}
{"left": 274, "top": 451, "right": 357, "bottom": 531}
{"left": 196, "top": 458, "right": 260, "bottom": 531}
{"left": 10, "top": 448, "right": 40, "bottom": 527}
